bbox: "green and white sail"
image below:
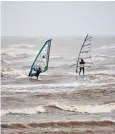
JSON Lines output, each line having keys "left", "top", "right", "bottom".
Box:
{"left": 29, "top": 39, "right": 52, "bottom": 76}
{"left": 76, "top": 34, "right": 92, "bottom": 73}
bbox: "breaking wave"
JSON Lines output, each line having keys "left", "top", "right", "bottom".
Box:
{"left": 48, "top": 102, "right": 115, "bottom": 113}
{"left": 1, "top": 106, "right": 45, "bottom": 116}
{"left": 1, "top": 68, "right": 27, "bottom": 78}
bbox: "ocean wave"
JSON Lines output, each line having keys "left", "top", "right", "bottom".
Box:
{"left": 1, "top": 60, "right": 10, "bottom": 64}
{"left": 48, "top": 102, "right": 115, "bottom": 113}
{"left": 1, "top": 50, "right": 17, "bottom": 57}
{"left": 99, "top": 44, "right": 115, "bottom": 50}
{"left": 93, "top": 44, "right": 115, "bottom": 51}
{"left": 94, "top": 54, "right": 112, "bottom": 58}
{"left": 87, "top": 70, "right": 115, "bottom": 75}
{"left": 92, "top": 54, "right": 115, "bottom": 62}
{"left": 10, "top": 44, "right": 34, "bottom": 48}
{"left": 88, "top": 74, "right": 115, "bottom": 81}
{"left": 92, "top": 56, "right": 106, "bottom": 62}
{"left": 1, "top": 82, "right": 110, "bottom": 93}
{"left": 1, "top": 68, "right": 27, "bottom": 78}
{"left": 1, "top": 120, "right": 115, "bottom": 129}
{"left": 1, "top": 106, "right": 45, "bottom": 116}
{"left": 1, "top": 83, "right": 80, "bottom": 91}
{"left": 1, "top": 48, "right": 36, "bottom": 57}
{"left": 29, "top": 88, "right": 115, "bottom": 99}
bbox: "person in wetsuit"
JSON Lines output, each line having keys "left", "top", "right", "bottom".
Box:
{"left": 79, "top": 58, "right": 85, "bottom": 75}
{"left": 31, "top": 66, "right": 42, "bottom": 80}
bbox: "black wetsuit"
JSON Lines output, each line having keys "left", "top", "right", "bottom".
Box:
{"left": 35, "top": 70, "right": 41, "bottom": 79}
{"left": 79, "top": 60, "right": 85, "bottom": 75}
{"left": 32, "top": 67, "right": 41, "bottom": 79}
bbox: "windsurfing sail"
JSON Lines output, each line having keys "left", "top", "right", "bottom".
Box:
{"left": 29, "top": 39, "right": 52, "bottom": 77}
{"left": 76, "top": 34, "right": 92, "bottom": 73}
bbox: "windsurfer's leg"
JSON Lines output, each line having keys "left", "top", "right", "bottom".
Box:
{"left": 79, "top": 68, "right": 81, "bottom": 75}
{"left": 81, "top": 68, "right": 82, "bottom": 75}
{"left": 37, "top": 76, "right": 38, "bottom": 80}
{"left": 83, "top": 68, "right": 84, "bottom": 75}
{"left": 36, "top": 73, "right": 40, "bottom": 80}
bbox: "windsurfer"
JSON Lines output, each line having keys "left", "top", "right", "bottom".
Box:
{"left": 79, "top": 58, "right": 85, "bottom": 75}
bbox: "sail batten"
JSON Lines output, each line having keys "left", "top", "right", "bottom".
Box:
{"left": 84, "top": 43, "right": 91, "bottom": 46}
{"left": 76, "top": 34, "right": 92, "bottom": 73}
{"left": 81, "top": 50, "right": 90, "bottom": 53}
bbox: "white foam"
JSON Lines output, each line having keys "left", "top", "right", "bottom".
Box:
{"left": 1, "top": 106, "right": 45, "bottom": 116}
{"left": 1, "top": 68, "right": 27, "bottom": 78}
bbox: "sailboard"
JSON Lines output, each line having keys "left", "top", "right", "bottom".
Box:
{"left": 76, "top": 34, "right": 92, "bottom": 73}
{"left": 29, "top": 39, "right": 52, "bottom": 77}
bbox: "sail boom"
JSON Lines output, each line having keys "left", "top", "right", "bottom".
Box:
{"left": 79, "top": 57, "right": 91, "bottom": 59}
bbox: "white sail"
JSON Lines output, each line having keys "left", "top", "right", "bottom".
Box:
{"left": 76, "top": 34, "right": 92, "bottom": 73}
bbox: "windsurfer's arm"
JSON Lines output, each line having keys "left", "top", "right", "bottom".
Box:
{"left": 31, "top": 65, "right": 36, "bottom": 71}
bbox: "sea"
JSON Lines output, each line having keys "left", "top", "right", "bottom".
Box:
{"left": 1, "top": 36, "right": 115, "bottom": 134}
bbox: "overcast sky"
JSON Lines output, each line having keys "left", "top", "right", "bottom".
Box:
{"left": 1, "top": 1, "right": 115, "bottom": 36}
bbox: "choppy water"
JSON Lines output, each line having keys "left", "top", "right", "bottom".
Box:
{"left": 1, "top": 36, "right": 115, "bottom": 134}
